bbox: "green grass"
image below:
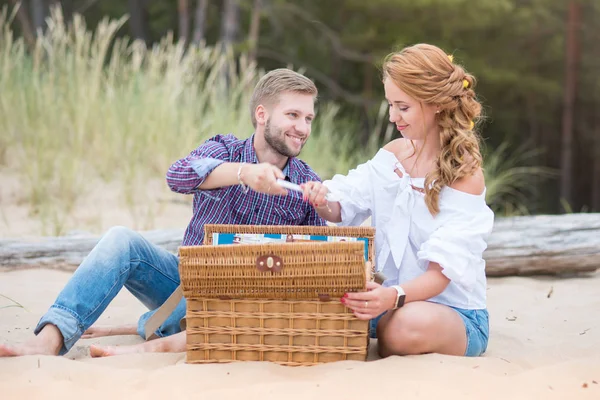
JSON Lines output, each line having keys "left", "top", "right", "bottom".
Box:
{"left": 0, "top": 6, "right": 547, "bottom": 235}
{"left": 482, "top": 141, "right": 556, "bottom": 215}
{"left": 0, "top": 294, "right": 26, "bottom": 311}
{"left": 0, "top": 7, "right": 362, "bottom": 234}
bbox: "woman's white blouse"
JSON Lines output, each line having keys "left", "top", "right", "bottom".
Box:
{"left": 324, "top": 148, "right": 494, "bottom": 310}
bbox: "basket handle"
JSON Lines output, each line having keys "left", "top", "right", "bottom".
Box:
{"left": 256, "top": 254, "right": 283, "bottom": 273}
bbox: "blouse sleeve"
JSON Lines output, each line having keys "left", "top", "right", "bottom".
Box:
{"left": 417, "top": 195, "right": 494, "bottom": 292}
{"left": 324, "top": 161, "right": 374, "bottom": 227}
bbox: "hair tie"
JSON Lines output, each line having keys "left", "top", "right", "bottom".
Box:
{"left": 470, "top": 121, "right": 475, "bottom": 130}
{"left": 462, "top": 79, "right": 469, "bottom": 89}
{"left": 447, "top": 54, "right": 454, "bottom": 63}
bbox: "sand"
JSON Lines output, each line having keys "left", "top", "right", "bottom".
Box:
{"left": 0, "top": 168, "right": 192, "bottom": 239}
{"left": 1, "top": 268, "right": 599, "bottom": 399}
{"left": 1, "top": 169, "right": 600, "bottom": 398}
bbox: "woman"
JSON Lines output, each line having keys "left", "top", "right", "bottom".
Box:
{"left": 302, "top": 44, "right": 494, "bottom": 357}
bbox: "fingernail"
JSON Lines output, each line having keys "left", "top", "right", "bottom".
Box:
{"left": 343, "top": 293, "right": 348, "bottom": 298}
{"left": 340, "top": 298, "right": 346, "bottom": 304}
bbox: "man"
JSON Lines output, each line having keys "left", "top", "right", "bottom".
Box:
{"left": 0, "top": 68, "right": 326, "bottom": 357}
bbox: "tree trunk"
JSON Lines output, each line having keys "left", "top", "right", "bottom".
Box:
{"left": 362, "top": 63, "right": 373, "bottom": 101}
{"left": 178, "top": 0, "right": 190, "bottom": 44}
{"left": 560, "top": 0, "right": 582, "bottom": 209}
{"left": 527, "top": 21, "right": 541, "bottom": 208}
{"left": 0, "top": 229, "right": 184, "bottom": 272}
{"left": 483, "top": 214, "right": 600, "bottom": 276}
{"left": 2, "top": 215, "right": 600, "bottom": 277}
{"left": 30, "top": 0, "right": 48, "bottom": 32}
{"left": 9, "top": 0, "right": 36, "bottom": 49}
{"left": 128, "top": 0, "right": 150, "bottom": 45}
{"left": 220, "top": 0, "right": 240, "bottom": 48}
{"left": 248, "top": 0, "right": 262, "bottom": 63}
{"left": 192, "top": 0, "right": 209, "bottom": 46}
{"left": 593, "top": 114, "right": 600, "bottom": 211}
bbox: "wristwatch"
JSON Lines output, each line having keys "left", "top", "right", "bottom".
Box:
{"left": 391, "top": 285, "right": 406, "bottom": 310}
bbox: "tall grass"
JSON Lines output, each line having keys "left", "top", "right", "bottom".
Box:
{"left": 482, "top": 142, "right": 555, "bottom": 215}
{"left": 0, "top": 7, "right": 361, "bottom": 234}
{"left": 0, "top": 294, "right": 26, "bottom": 311}
{"left": 0, "top": 6, "right": 546, "bottom": 235}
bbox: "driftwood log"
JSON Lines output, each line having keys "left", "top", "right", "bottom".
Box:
{"left": 484, "top": 213, "right": 600, "bottom": 276}
{"left": 1, "top": 214, "right": 599, "bottom": 277}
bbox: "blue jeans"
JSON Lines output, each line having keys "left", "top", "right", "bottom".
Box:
{"left": 369, "top": 306, "right": 489, "bottom": 357}
{"left": 34, "top": 226, "right": 186, "bottom": 355}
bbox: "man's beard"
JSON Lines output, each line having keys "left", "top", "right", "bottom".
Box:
{"left": 264, "top": 119, "right": 303, "bottom": 158}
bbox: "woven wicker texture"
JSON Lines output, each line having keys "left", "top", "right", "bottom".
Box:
{"left": 185, "top": 298, "right": 369, "bottom": 365}
{"left": 179, "top": 242, "right": 367, "bottom": 300}
{"left": 180, "top": 225, "right": 375, "bottom": 365}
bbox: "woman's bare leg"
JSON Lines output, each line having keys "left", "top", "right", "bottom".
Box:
{"left": 376, "top": 301, "right": 467, "bottom": 357}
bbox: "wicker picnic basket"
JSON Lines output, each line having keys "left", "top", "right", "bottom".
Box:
{"left": 203, "top": 224, "right": 375, "bottom": 266}
{"left": 178, "top": 225, "right": 375, "bottom": 366}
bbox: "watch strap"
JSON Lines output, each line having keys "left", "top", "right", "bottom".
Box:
{"left": 391, "top": 285, "right": 406, "bottom": 309}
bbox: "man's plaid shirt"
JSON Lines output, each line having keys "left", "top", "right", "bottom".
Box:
{"left": 166, "top": 134, "right": 326, "bottom": 246}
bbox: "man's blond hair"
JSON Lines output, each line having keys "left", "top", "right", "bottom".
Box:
{"left": 250, "top": 68, "right": 318, "bottom": 127}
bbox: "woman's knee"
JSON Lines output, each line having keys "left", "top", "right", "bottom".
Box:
{"left": 377, "top": 304, "right": 436, "bottom": 356}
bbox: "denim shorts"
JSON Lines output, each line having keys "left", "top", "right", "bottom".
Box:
{"left": 369, "top": 306, "right": 489, "bottom": 357}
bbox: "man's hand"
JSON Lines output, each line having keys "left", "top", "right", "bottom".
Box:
{"left": 239, "top": 163, "right": 288, "bottom": 195}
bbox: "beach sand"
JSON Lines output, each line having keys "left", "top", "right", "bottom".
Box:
{"left": 1, "top": 268, "right": 599, "bottom": 399}
{"left": 1, "top": 169, "right": 599, "bottom": 399}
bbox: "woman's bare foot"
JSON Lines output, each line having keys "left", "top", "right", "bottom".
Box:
{"left": 89, "top": 331, "right": 187, "bottom": 358}
{"left": 82, "top": 324, "right": 137, "bottom": 339}
{"left": 0, "top": 325, "right": 63, "bottom": 357}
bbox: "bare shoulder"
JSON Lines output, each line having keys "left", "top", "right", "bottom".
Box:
{"left": 383, "top": 138, "right": 412, "bottom": 158}
{"left": 450, "top": 168, "right": 485, "bottom": 195}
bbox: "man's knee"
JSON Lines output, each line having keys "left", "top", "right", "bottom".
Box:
{"left": 105, "top": 226, "right": 138, "bottom": 241}
{"left": 99, "top": 226, "right": 145, "bottom": 249}
{"left": 89, "top": 226, "right": 144, "bottom": 262}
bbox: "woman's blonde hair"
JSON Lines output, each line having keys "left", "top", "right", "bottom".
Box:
{"left": 382, "top": 43, "right": 483, "bottom": 215}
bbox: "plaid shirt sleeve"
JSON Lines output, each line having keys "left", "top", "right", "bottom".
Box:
{"left": 166, "top": 135, "right": 234, "bottom": 194}
{"left": 301, "top": 205, "right": 328, "bottom": 226}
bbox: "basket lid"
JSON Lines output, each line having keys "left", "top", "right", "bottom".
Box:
{"left": 179, "top": 242, "right": 368, "bottom": 300}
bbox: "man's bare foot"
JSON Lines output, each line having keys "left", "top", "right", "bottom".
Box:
{"left": 82, "top": 324, "right": 137, "bottom": 339}
{"left": 89, "top": 331, "right": 186, "bottom": 358}
{"left": 0, "top": 325, "right": 63, "bottom": 357}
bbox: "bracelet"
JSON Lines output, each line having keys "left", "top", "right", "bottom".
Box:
{"left": 237, "top": 164, "right": 250, "bottom": 194}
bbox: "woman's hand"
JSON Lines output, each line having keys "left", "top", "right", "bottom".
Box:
{"left": 300, "top": 181, "right": 330, "bottom": 209}
{"left": 300, "top": 181, "right": 342, "bottom": 222}
{"left": 341, "top": 281, "right": 397, "bottom": 320}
